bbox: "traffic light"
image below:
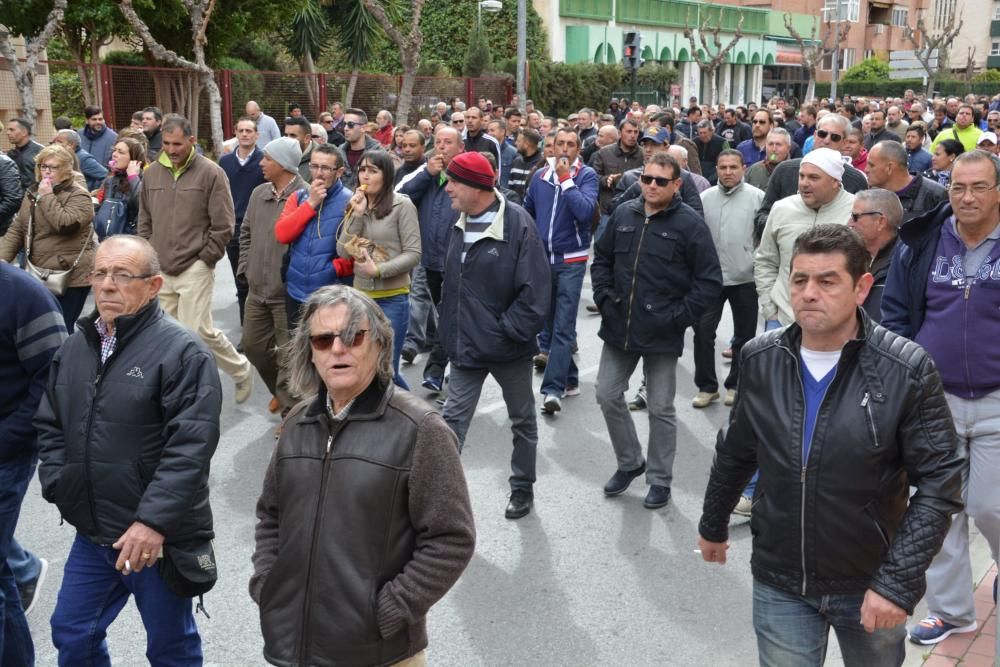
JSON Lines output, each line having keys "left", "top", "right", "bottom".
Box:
{"left": 623, "top": 32, "right": 644, "bottom": 71}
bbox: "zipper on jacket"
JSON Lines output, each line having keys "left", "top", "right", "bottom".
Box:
{"left": 623, "top": 217, "right": 651, "bottom": 351}
{"left": 779, "top": 342, "right": 835, "bottom": 596}
{"left": 963, "top": 282, "right": 972, "bottom": 397}
{"left": 862, "top": 392, "right": 880, "bottom": 448}
{"left": 299, "top": 430, "right": 341, "bottom": 662}
{"left": 83, "top": 340, "right": 123, "bottom": 535}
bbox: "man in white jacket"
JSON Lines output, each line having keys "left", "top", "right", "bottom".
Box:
{"left": 693, "top": 149, "right": 764, "bottom": 408}
{"left": 755, "top": 147, "right": 856, "bottom": 329}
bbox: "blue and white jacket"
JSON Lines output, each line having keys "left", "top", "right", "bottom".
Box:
{"left": 523, "top": 158, "right": 598, "bottom": 265}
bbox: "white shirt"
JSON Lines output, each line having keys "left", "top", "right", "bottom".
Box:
{"left": 800, "top": 346, "right": 842, "bottom": 382}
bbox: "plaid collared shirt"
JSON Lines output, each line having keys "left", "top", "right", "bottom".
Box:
{"left": 94, "top": 318, "right": 117, "bottom": 364}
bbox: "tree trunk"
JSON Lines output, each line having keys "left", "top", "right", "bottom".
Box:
{"left": 188, "top": 74, "right": 201, "bottom": 140}
{"left": 708, "top": 67, "right": 718, "bottom": 106}
{"left": 805, "top": 76, "right": 816, "bottom": 105}
{"left": 12, "top": 74, "right": 38, "bottom": 122}
{"left": 346, "top": 67, "right": 359, "bottom": 108}
{"left": 397, "top": 52, "right": 417, "bottom": 125}
{"left": 301, "top": 52, "right": 318, "bottom": 113}
{"left": 925, "top": 72, "right": 936, "bottom": 98}
{"left": 203, "top": 71, "right": 224, "bottom": 154}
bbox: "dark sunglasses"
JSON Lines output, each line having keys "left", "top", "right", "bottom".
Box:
{"left": 310, "top": 329, "right": 369, "bottom": 350}
{"left": 752, "top": 119, "right": 770, "bottom": 125}
{"left": 640, "top": 174, "right": 677, "bottom": 186}
{"left": 344, "top": 121, "right": 359, "bottom": 129}
{"left": 850, "top": 211, "right": 882, "bottom": 222}
{"left": 816, "top": 129, "right": 844, "bottom": 142}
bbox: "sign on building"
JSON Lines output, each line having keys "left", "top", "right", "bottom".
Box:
{"left": 889, "top": 49, "right": 938, "bottom": 80}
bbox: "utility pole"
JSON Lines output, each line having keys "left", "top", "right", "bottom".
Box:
{"left": 517, "top": 0, "right": 526, "bottom": 102}
{"left": 830, "top": 0, "right": 843, "bottom": 100}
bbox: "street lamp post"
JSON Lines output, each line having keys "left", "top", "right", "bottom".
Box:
{"left": 517, "top": 0, "right": 526, "bottom": 103}
{"left": 478, "top": 0, "right": 503, "bottom": 32}
{"left": 830, "top": 0, "right": 844, "bottom": 100}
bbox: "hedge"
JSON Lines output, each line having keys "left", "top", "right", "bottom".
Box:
{"left": 499, "top": 60, "right": 630, "bottom": 117}
{"left": 814, "top": 79, "right": 1000, "bottom": 98}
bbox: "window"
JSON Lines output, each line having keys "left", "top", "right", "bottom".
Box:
{"left": 891, "top": 7, "right": 908, "bottom": 26}
{"left": 992, "top": 42, "right": 1000, "bottom": 56}
{"left": 994, "top": 3, "right": 1000, "bottom": 20}
{"left": 933, "top": 0, "right": 956, "bottom": 31}
{"left": 822, "top": 48, "right": 856, "bottom": 70}
{"left": 823, "top": 0, "right": 860, "bottom": 22}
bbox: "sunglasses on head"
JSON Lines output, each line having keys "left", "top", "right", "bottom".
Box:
{"left": 816, "top": 129, "right": 843, "bottom": 142}
{"left": 639, "top": 174, "right": 676, "bottom": 187}
{"left": 310, "top": 329, "right": 369, "bottom": 351}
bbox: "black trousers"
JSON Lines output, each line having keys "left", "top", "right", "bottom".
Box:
{"left": 422, "top": 268, "right": 450, "bottom": 380}
{"left": 693, "top": 282, "right": 758, "bottom": 393}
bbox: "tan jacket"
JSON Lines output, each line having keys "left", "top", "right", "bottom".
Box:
{"left": 0, "top": 182, "right": 96, "bottom": 288}
{"left": 337, "top": 193, "right": 421, "bottom": 293}
{"left": 138, "top": 151, "right": 235, "bottom": 276}
{"left": 238, "top": 176, "right": 304, "bottom": 301}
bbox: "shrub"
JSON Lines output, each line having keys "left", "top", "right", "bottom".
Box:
{"left": 842, "top": 58, "right": 890, "bottom": 83}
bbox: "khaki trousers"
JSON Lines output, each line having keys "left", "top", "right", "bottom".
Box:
{"left": 243, "top": 292, "right": 295, "bottom": 409}
{"left": 159, "top": 260, "right": 250, "bottom": 381}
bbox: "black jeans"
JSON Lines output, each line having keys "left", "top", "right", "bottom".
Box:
{"left": 226, "top": 221, "right": 249, "bottom": 325}
{"left": 422, "top": 268, "right": 450, "bottom": 381}
{"left": 693, "top": 282, "right": 758, "bottom": 393}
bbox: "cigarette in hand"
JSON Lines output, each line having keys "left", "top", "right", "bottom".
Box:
{"left": 124, "top": 559, "right": 132, "bottom": 574}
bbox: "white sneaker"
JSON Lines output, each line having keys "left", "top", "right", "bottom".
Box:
{"left": 724, "top": 389, "right": 737, "bottom": 406}
{"left": 692, "top": 391, "right": 720, "bottom": 408}
{"left": 732, "top": 496, "right": 752, "bottom": 517}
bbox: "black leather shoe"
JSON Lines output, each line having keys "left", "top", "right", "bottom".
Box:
{"left": 643, "top": 485, "right": 671, "bottom": 509}
{"left": 505, "top": 489, "right": 533, "bottom": 519}
{"left": 603, "top": 463, "right": 646, "bottom": 496}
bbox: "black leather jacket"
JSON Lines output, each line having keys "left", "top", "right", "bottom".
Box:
{"left": 35, "top": 300, "right": 221, "bottom": 544}
{"left": 0, "top": 154, "right": 23, "bottom": 236}
{"left": 699, "top": 311, "right": 964, "bottom": 613}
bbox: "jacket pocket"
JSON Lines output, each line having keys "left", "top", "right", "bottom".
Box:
{"left": 864, "top": 502, "right": 891, "bottom": 549}
{"left": 646, "top": 230, "right": 677, "bottom": 261}
{"left": 51, "top": 462, "right": 97, "bottom": 535}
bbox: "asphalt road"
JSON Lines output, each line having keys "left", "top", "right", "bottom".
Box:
{"left": 18, "top": 262, "right": 988, "bottom": 666}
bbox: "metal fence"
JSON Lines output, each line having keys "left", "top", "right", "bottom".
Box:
{"left": 20, "top": 60, "right": 511, "bottom": 144}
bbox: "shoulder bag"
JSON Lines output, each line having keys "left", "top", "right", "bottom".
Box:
{"left": 24, "top": 196, "right": 92, "bottom": 297}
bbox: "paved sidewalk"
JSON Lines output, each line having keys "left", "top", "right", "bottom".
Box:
{"left": 919, "top": 564, "right": 997, "bottom": 667}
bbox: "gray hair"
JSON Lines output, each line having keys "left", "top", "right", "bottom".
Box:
{"left": 696, "top": 119, "right": 715, "bottom": 131}
{"left": 817, "top": 113, "right": 849, "bottom": 134}
{"left": 872, "top": 139, "right": 908, "bottom": 168}
{"left": 855, "top": 188, "right": 904, "bottom": 231}
{"left": 286, "top": 285, "right": 394, "bottom": 396}
{"left": 310, "top": 123, "right": 328, "bottom": 143}
{"left": 766, "top": 127, "right": 792, "bottom": 146}
{"left": 98, "top": 235, "right": 162, "bottom": 275}
{"left": 56, "top": 129, "right": 80, "bottom": 146}
{"left": 953, "top": 150, "right": 1000, "bottom": 186}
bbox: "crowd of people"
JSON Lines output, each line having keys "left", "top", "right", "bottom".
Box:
{"left": 1, "top": 86, "right": 999, "bottom": 665}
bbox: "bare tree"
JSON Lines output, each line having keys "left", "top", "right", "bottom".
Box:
{"left": 902, "top": 12, "right": 963, "bottom": 97}
{"left": 360, "top": 0, "right": 426, "bottom": 124}
{"left": 0, "top": 0, "right": 67, "bottom": 122}
{"left": 683, "top": 7, "right": 744, "bottom": 106}
{"left": 783, "top": 13, "right": 851, "bottom": 103}
{"left": 119, "top": 0, "right": 224, "bottom": 153}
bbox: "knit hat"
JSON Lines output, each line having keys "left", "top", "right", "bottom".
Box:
{"left": 263, "top": 137, "right": 302, "bottom": 175}
{"left": 445, "top": 151, "right": 495, "bottom": 190}
{"left": 801, "top": 147, "right": 845, "bottom": 182}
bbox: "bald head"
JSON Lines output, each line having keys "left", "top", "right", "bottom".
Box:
{"left": 666, "top": 144, "right": 689, "bottom": 168}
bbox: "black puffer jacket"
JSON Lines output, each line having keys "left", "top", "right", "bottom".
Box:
{"left": 35, "top": 300, "right": 221, "bottom": 544}
{"left": 0, "top": 153, "right": 23, "bottom": 236}
{"left": 897, "top": 174, "right": 947, "bottom": 225}
{"left": 592, "top": 194, "right": 722, "bottom": 355}
{"left": 699, "top": 312, "right": 964, "bottom": 613}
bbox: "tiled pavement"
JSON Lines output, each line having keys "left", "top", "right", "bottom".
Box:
{"left": 919, "top": 564, "right": 997, "bottom": 667}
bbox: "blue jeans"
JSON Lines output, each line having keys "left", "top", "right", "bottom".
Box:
{"left": 8, "top": 539, "right": 40, "bottom": 586}
{"left": 541, "top": 261, "right": 586, "bottom": 396}
{"left": 0, "top": 457, "right": 36, "bottom": 666}
{"left": 51, "top": 534, "right": 202, "bottom": 667}
{"left": 753, "top": 579, "right": 905, "bottom": 667}
{"left": 376, "top": 293, "right": 410, "bottom": 390}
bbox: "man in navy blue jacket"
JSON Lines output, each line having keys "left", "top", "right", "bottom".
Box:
{"left": 882, "top": 150, "right": 1000, "bottom": 646}
{"left": 220, "top": 117, "right": 266, "bottom": 325}
{"left": 438, "top": 152, "right": 550, "bottom": 519}
{"left": 524, "top": 127, "right": 599, "bottom": 414}
{"left": 0, "top": 261, "right": 67, "bottom": 664}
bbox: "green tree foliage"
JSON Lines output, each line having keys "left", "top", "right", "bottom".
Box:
{"left": 841, "top": 57, "right": 890, "bottom": 83}
{"left": 636, "top": 64, "right": 679, "bottom": 95}
{"left": 463, "top": 27, "right": 493, "bottom": 77}
{"left": 499, "top": 60, "right": 627, "bottom": 118}
{"left": 972, "top": 69, "right": 1000, "bottom": 83}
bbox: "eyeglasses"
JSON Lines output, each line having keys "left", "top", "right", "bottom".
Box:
{"left": 311, "top": 134, "right": 322, "bottom": 139}
{"left": 88, "top": 271, "right": 153, "bottom": 285}
{"left": 850, "top": 211, "right": 883, "bottom": 222}
{"left": 309, "top": 163, "right": 341, "bottom": 173}
{"left": 309, "top": 329, "right": 369, "bottom": 350}
{"left": 639, "top": 174, "right": 677, "bottom": 187}
{"left": 452, "top": 120, "right": 465, "bottom": 124}
{"left": 39, "top": 164, "right": 60, "bottom": 172}
{"left": 815, "top": 129, "right": 844, "bottom": 142}
{"left": 344, "top": 121, "right": 359, "bottom": 129}
{"left": 752, "top": 119, "right": 770, "bottom": 125}
{"left": 322, "top": 119, "right": 334, "bottom": 125}
{"left": 949, "top": 183, "right": 999, "bottom": 196}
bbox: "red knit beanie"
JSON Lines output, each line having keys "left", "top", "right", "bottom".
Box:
{"left": 445, "top": 151, "right": 495, "bottom": 191}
